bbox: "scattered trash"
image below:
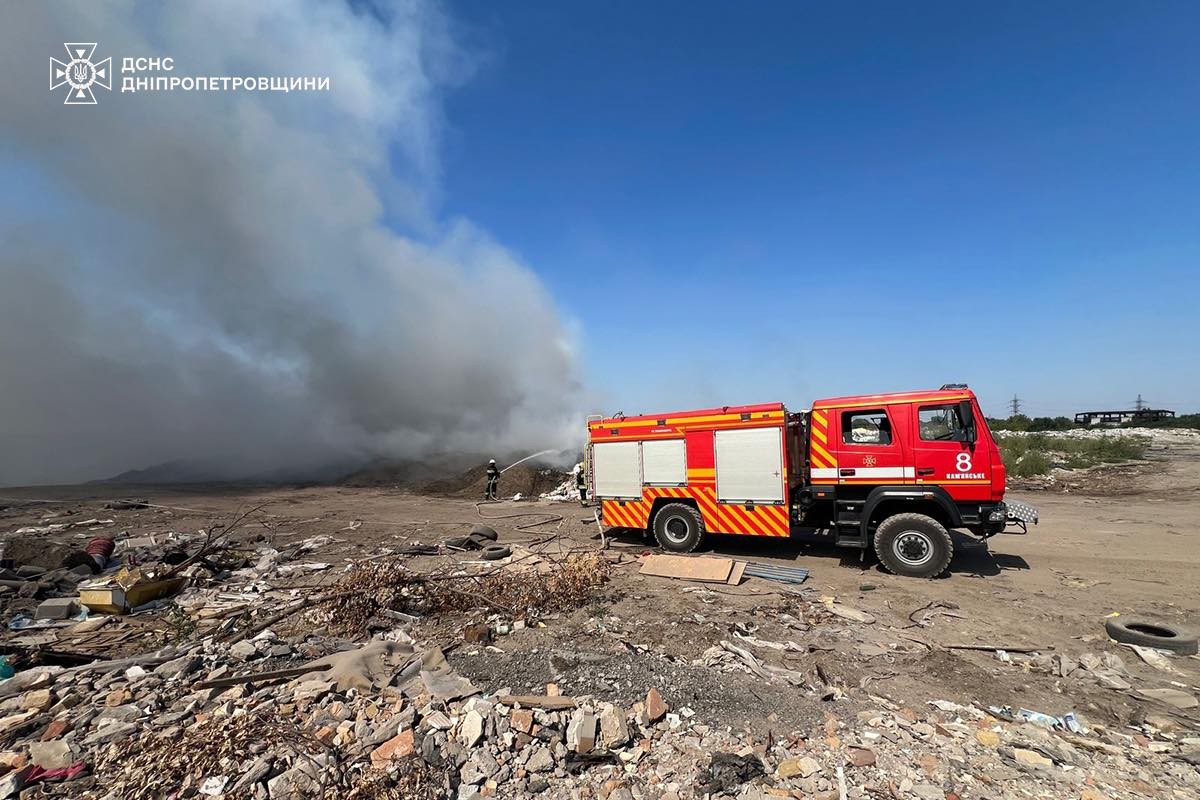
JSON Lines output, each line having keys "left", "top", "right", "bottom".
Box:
{"left": 987, "top": 706, "right": 1089, "bottom": 733}
{"left": 33, "top": 597, "right": 80, "bottom": 621}
{"left": 79, "top": 568, "right": 187, "bottom": 615}
{"left": 9, "top": 604, "right": 89, "bottom": 630}
{"left": 823, "top": 600, "right": 876, "bottom": 624}
{"left": 699, "top": 752, "right": 765, "bottom": 794}
{"left": 1017, "top": 708, "right": 1065, "bottom": 729}
{"left": 0, "top": 494, "right": 1195, "bottom": 800}
{"left": 1122, "top": 643, "right": 1178, "bottom": 672}
{"left": 1135, "top": 687, "right": 1198, "bottom": 709}
{"left": 743, "top": 561, "right": 810, "bottom": 585}
{"left": 696, "top": 640, "right": 808, "bottom": 686}
{"left": 906, "top": 599, "right": 963, "bottom": 627}
{"left": 103, "top": 499, "right": 149, "bottom": 510}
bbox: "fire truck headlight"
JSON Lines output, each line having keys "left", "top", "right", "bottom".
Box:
{"left": 986, "top": 503, "right": 1007, "bottom": 523}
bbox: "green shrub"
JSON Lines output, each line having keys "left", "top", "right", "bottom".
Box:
{"left": 1122, "top": 413, "right": 1200, "bottom": 430}
{"left": 1028, "top": 416, "right": 1077, "bottom": 431}
{"left": 993, "top": 432, "right": 1148, "bottom": 477}
{"left": 1010, "top": 450, "right": 1052, "bottom": 477}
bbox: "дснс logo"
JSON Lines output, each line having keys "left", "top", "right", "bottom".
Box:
{"left": 50, "top": 43, "right": 111, "bottom": 105}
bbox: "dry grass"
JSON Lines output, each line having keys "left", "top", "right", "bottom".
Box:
{"left": 431, "top": 551, "right": 611, "bottom": 618}
{"left": 345, "top": 760, "right": 448, "bottom": 800}
{"left": 307, "top": 551, "right": 612, "bottom": 636}
{"left": 93, "top": 712, "right": 330, "bottom": 800}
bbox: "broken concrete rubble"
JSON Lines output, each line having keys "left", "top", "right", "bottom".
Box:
{"left": 0, "top": 492, "right": 1197, "bottom": 800}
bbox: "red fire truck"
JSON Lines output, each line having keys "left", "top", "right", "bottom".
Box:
{"left": 585, "top": 385, "right": 1036, "bottom": 578}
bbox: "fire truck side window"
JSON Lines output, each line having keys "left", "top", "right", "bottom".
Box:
{"left": 842, "top": 409, "right": 892, "bottom": 445}
{"left": 919, "top": 404, "right": 968, "bottom": 441}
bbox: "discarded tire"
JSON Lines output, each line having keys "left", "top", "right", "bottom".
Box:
{"left": 470, "top": 525, "right": 499, "bottom": 541}
{"left": 446, "top": 529, "right": 499, "bottom": 550}
{"left": 480, "top": 544, "right": 512, "bottom": 561}
{"left": 1104, "top": 618, "right": 1198, "bottom": 655}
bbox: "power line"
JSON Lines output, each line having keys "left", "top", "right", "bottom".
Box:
{"left": 1008, "top": 394, "right": 1021, "bottom": 416}
{"left": 1133, "top": 393, "right": 1146, "bottom": 412}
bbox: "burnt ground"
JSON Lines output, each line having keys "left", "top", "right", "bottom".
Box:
{"left": 0, "top": 438, "right": 1198, "bottom": 741}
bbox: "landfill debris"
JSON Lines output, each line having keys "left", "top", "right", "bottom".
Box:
{"left": 1122, "top": 643, "right": 1179, "bottom": 672}
{"left": 32, "top": 599, "right": 80, "bottom": 622}
{"left": 696, "top": 640, "right": 808, "bottom": 686}
{"left": 0, "top": 499, "right": 1196, "bottom": 800}
{"left": 742, "top": 561, "right": 811, "bottom": 585}
{"left": 824, "top": 600, "right": 876, "bottom": 624}
{"left": 699, "top": 752, "right": 765, "bottom": 794}
{"left": 78, "top": 569, "right": 187, "bottom": 615}
{"left": 1135, "top": 687, "right": 1198, "bottom": 709}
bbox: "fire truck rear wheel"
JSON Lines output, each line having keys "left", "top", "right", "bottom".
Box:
{"left": 652, "top": 503, "right": 705, "bottom": 553}
{"left": 873, "top": 513, "right": 953, "bottom": 578}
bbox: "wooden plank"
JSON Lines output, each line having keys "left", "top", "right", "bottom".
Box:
{"left": 197, "top": 664, "right": 322, "bottom": 689}
{"left": 639, "top": 554, "right": 733, "bottom": 583}
{"left": 497, "top": 694, "right": 578, "bottom": 710}
{"left": 726, "top": 561, "right": 747, "bottom": 586}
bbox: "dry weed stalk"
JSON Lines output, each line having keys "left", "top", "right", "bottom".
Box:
{"left": 306, "top": 552, "right": 611, "bottom": 637}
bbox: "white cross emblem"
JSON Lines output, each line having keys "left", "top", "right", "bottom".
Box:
{"left": 50, "top": 43, "right": 112, "bottom": 105}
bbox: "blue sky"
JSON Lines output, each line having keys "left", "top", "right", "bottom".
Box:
{"left": 438, "top": 2, "right": 1199, "bottom": 419}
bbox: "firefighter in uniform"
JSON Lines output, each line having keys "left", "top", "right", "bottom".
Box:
{"left": 485, "top": 459, "right": 500, "bottom": 501}
{"left": 575, "top": 463, "right": 588, "bottom": 506}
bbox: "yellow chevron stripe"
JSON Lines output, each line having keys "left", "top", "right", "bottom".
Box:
{"left": 811, "top": 425, "right": 827, "bottom": 445}
{"left": 697, "top": 488, "right": 740, "bottom": 533}
{"left": 688, "top": 489, "right": 718, "bottom": 530}
{"left": 810, "top": 439, "right": 836, "bottom": 467}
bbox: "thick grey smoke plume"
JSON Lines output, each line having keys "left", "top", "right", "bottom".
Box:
{"left": 0, "top": 1, "right": 582, "bottom": 486}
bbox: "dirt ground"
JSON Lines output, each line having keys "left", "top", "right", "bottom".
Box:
{"left": 1, "top": 436, "right": 1197, "bottom": 740}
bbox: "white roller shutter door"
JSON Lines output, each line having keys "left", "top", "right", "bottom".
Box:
{"left": 715, "top": 427, "right": 784, "bottom": 503}
{"left": 641, "top": 439, "right": 686, "bottom": 486}
{"left": 592, "top": 441, "right": 642, "bottom": 498}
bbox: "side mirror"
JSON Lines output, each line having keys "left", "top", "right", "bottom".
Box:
{"left": 958, "top": 399, "right": 977, "bottom": 444}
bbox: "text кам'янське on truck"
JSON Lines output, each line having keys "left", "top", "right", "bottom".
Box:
{"left": 584, "top": 385, "right": 1037, "bottom": 578}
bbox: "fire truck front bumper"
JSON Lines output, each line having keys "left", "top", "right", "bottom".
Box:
{"left": 998, "top": 500, "right": 1039, "bottom": 534}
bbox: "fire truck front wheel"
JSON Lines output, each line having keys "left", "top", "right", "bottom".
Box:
{"left": 873, "top": 513, "right": 953, "bottom": 578}
{"left": 653, "top": 503, "right": 705, "bottom": 553}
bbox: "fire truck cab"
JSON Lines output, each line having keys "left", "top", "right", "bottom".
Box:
{"left": 586, "top": 385, "right": 1036, "bottom": 578}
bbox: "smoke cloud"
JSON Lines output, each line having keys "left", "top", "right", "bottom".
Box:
{"left": 0, "top": 1, "right": 582, "bottom": 486}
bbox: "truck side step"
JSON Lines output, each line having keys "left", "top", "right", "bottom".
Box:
{"left": 835, "top": 501, "right": 866, "bottom": 547}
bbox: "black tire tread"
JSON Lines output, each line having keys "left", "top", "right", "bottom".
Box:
{"left": 480, "top": 544, "right": 512, "bottom": 561}
{"left": 1104, "top": 618, "right": 1198, "bottom": 655}
{"left": 470, "top": 525, "right": 499, "bottom": 541}
{"left": 652, "top": 503, "right": 705, "bottom": 553}
{"left": 873, "top": 512, "right": 953, "bottom": 578}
